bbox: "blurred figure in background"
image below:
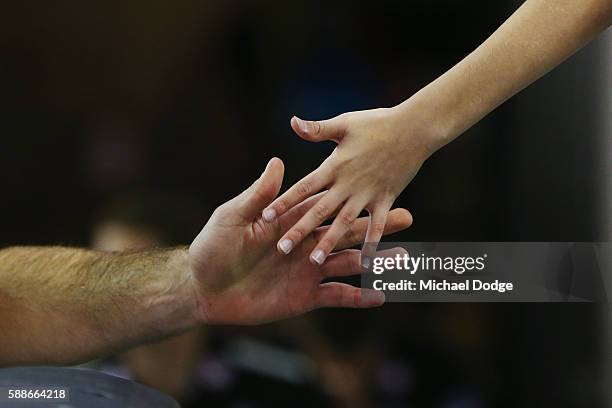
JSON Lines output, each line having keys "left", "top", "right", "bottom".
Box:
{"left": 91, "top": 193, "right": 208, "bottom": 403}
{"left": 1, "top": 1, "right": 607, "bottom": 406}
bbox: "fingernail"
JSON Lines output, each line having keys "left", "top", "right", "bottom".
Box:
{"left": 278, "top": 239, "right": 293, "bottom": 254}
{"left": 311, "top": 249, "right": 326, "bottom": 265}
{"left": 361, "top": 256, "right": 371, "bottom": 269}
{"left": 262, "top": 208, "right": 276, "bottom": 222}
{"left": 295, "top": 117, "right": 308, "bottom": 134}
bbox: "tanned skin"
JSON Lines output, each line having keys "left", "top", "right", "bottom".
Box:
{"left": 0, "top": 158, "right": 412, "bottom": 366}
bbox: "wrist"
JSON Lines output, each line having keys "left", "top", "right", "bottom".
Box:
{"left": 154, "top": 248, "right": 204, "bottom": 330}
{"left": 389, "top": 95, "right": 452, "bottom": 160}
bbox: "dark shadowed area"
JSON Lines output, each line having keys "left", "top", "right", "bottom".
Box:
{"left": 1, "top": 1, "right": 609, "bottom": 407}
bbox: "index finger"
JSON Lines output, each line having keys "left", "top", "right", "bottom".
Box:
{"left": 262, "top": 166, "right": 333, "bottom": 223}
{"left": 312, "top": 208, "right": 413, "bottom": 250}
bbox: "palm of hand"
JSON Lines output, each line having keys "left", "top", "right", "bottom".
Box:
{"left": 187, "top": 158, "right": 412, "bottom": 325}
{"left": 190, "top": 213, "right": 324, "bottom": 325}
{"left": 262, "top": 108, "right": 427, "bottom": 266}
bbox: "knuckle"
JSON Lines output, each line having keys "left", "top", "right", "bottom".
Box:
{"left": 337, "top": 112, "right": 350, "bottom": 122}
{"left": 297, "top": 180, "right": 313, "bottom": 197}
{"left": 313, "top": 203, "right": 329, "bottom": 222}
{"left": 320, "top": 155, "right": 337, "bottom": 171}
{"left": 275, "top": 199, "right": 288, "bottom": 213}
{"left": 352, "top": 289, "right": 361, "bottom": 307}
{"left": 213, "top": 203, "right": 229, "bottom": 218}
{"left": 289, "top": 227, "right": 306, "bottom": 241}
{"left": 371, "top": 222, "right": 386, "bottom": 236}
{"left": 251, "top": 185, "right": 267, "bottom": 203}
{"left": 349, "top": 253, "right": 361, "bottom": 272}
{"left": 334, "top": 156, "right": 350, "bottom": 172}
{"left": 346, "top": 225, "right": 360, "bottom": 245}
{"left": 338, "top": 210, "right": 357, "bottom": 227}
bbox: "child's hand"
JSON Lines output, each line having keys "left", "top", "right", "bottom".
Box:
{"left": 262, "top": 105, "right": 436, "bottom": 265}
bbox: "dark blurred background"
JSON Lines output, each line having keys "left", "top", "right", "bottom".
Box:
{"left": 1, "top": 1, "right": 610, "bottom": 407}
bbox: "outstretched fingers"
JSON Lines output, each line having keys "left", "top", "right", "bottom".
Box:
{"left": 312, "top": 208, "right": 413, "bottom": 251}
{"left": 308, "top": 197, "right": 367, "bottom": 265}
{"left": 262, "top": 166, "right": 333, "bottom": 224}
{"left": 276, "top": 189, "right": 346, "bottom": 255}
{"left": 277, "top": 191, "right": 327, "bottom": 231}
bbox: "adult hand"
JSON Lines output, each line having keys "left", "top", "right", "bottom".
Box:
{"left": 189, "top": 157, "right": 413, "bottom": 325}
{"left": 261, "top": 106, "right": 433, "bottom": 265}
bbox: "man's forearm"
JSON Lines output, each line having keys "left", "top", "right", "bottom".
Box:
{"left": 399, "top": 0, "right": 612, "bottom": 152}
{"left": 0, "top": 246, "right": 200, "bottom": 366}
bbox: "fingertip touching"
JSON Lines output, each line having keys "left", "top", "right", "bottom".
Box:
{"left": 262, "top": 168, "right": 332, "bottom": 224}
{"left": 308, "top": 198, "right": 365, "bottom": 265}
{"left": 275, "top": 190, "right": 345, "bottom": 256}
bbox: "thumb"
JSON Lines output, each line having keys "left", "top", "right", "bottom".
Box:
{"left": 290, "top": 115, "right": 345, "bottom": 143}
{"left": 237, "top": 157, "right": 284, "bottom": 221}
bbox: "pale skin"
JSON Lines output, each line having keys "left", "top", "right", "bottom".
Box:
{"left": 0, "top": 158, "right": 412, "bottom": 367}
{"left": 263, "top": 0, "right": 612, "bottom": 264}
